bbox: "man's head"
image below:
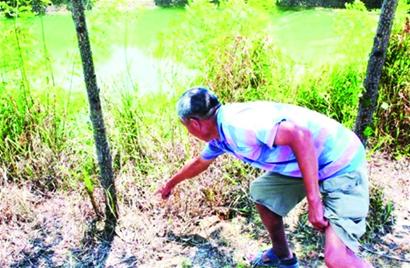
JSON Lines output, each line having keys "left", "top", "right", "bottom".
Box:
{"left": 176, "top": 87, "right": 221, "bottom": 141}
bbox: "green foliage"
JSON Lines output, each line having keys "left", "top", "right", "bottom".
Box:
{"left": 0, "top": 0, "right": 51, "bottom": 17}
{"left": 157, "top": 0, "right": 408, "bottom": 156}
{"left": 361, "top": 185, "right": 395, "bottom": 243}
{"left": 109, "top": 90, "right": 186, "bottom": 180}
{"left": 0, "top": 87, "right": 70, "bottom": 190}
{"left": 205, "top": 35, "right": 293, "bottom": 104}
{"left": 296, "top": 65, "right": 364, "bottom": 128}
{"left": 345, "top": 0, "right": 367, "bottom": 11}
{"left": 0, "top": 0, "right": 94, "bottom": 17}
{"left": 111, "top": 91, "right": 148, "bottom": 164}
{"left": 83, "top": 171, "right": 95, "bottom": 193}
{"left": 374, "top": 18, "right": 410, "bottom": 155}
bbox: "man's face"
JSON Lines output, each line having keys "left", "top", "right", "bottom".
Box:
{"left": 181, "top": 118, "right": 213, "bottom": 142}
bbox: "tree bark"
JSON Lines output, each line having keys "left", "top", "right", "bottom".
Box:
{"left": 71, "top": 0, "right": 118, "bottom": 238}
{"left": 354, "top": 0, "right": 398, "bottom": 146}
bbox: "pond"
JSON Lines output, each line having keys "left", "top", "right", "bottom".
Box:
{"left": 0, "top": 7, "right": 375, "bottom": 95}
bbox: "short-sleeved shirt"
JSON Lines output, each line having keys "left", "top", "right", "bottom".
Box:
{"left": 201, "top": 102, "right": 366, "bottom": 180}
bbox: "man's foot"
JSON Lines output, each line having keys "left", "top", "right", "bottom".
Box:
{"left": 250, "top": 248, "right": 299, "bottom": 268}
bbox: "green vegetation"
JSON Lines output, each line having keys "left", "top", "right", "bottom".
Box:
{"left": 0, "top": 0, "right": 94, "bottom": 17}
{"left": 375, "top": 18, "right": 410, "bottom": 156}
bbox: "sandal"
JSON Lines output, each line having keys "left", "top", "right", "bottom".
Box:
{"left": 250, "top": 249, "right": 300, "bottom": 268}
{"left": 250, "top": 248, "right": 279, "bottom": 267}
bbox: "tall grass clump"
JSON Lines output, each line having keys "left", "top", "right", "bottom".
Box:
{"left": 0, "top": 88, "right": 69, "bottom": 189}
{"left": 205, "top": 35, "right": 295, "bottom": 103}
{"left": 110, "top": 91, "right": 189, "bottom": 183}
{"left": 296, "top": 64, "right": 365, "bottom": 128}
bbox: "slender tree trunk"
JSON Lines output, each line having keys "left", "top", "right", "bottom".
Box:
{"left": 354, "top": 0, "right": 399, "bottom": 146}
{"left": 71, "top": 0, "right": 118, "bottom": 238}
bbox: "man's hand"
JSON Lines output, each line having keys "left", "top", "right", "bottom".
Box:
{"left": 308, "top": 198, "right": 329, "bottom": 232}
{"left": 155, "top": 157, "right": 214, "bottom": 200}
{"left": 156, "top": 182, "right": 173, "bottom": 200}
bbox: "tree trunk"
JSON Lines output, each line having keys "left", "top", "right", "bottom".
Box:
{"left": 354, "top": 0, "right": 398, "bottom": 146}
{"left": 71, "top": 0, "right": 118, "bottom": 239}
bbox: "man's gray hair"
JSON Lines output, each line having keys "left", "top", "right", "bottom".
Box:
{"left": 176, "top": 87, "right": 221, "bottom": 120}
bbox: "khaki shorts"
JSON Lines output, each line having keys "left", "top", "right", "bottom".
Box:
{"left": 249, "top": 167, "right": 369, "bottom": 252}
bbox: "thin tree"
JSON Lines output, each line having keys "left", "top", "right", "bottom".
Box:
{"left": 71, "top": 0, "right": 118, "bottom": 239}
{"left": 354, "top": 0, "right": 399, "bottom": 145}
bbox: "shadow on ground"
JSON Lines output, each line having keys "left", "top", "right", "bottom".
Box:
{"left": 11, "top": 223, "right": 63, "bottom": 267}
{"left": 167, "top": 231, "right": 235, "bottom": 267}
{"left": 70, "top": 218, "right": 118, "bottom": 267}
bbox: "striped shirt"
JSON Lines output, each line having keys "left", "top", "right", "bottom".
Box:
{"left": 201, "top": 102, "right": 366, "bottom": 180}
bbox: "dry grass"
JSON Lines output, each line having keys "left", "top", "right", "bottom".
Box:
{"left": 0, "top": 152, "right": 409, "bottom": 267}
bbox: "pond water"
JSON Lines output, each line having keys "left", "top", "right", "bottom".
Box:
{"left": 0, "top": 7, "right": 375, "bottom": 95}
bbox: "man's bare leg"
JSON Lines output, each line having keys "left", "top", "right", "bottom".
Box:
{"left": 324, "top": 225, "right": 373, "bottom": 268}
{"left": 255, "top": 204, "right": 293, "bottom": 260}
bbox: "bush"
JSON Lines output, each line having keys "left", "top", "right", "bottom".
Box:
{"left": 296, "top": 64, "right": 364, "bottom": 128}
{"left": 0, "top": 0, "right": 93, "bottom": 17}
{"left": 0, "top": 0, "right": 50, "bottom": 17}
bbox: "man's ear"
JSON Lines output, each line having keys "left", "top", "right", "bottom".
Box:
{"left": 189, "top": 118, "right": 201, "bottom": 129}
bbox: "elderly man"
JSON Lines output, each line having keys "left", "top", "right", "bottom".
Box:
{"left": 157, "top": 87, "right": 371, "bottom": 268}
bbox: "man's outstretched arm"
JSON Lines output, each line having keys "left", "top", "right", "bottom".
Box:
{"left": 274, "top": 120, "right": 329, "bottom": 231}
{"left": 157, "top": 156, "right": 215, "bottom": 199}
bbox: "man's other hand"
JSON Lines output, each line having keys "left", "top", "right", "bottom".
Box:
{"left": 308, "top": 198, "right": 329, "bottom": 232}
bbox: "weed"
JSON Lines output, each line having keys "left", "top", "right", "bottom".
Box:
{"left": 361, "top": 185, "right": 395, "bottom": 243}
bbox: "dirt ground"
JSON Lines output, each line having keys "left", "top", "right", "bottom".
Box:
{"left": 0, "top": 152, "right": 409, "bottom": 267}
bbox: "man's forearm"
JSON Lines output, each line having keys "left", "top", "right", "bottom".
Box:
{"left": 167, "top": 157, "right": 211, "bottom": 188}
{"left": 274, "top": 121, "right": 328, "bottom": 229}
{"left": 291, "top": 130, "right": 322, "bottom": 204}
